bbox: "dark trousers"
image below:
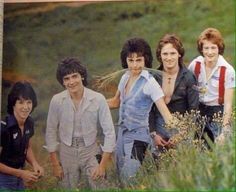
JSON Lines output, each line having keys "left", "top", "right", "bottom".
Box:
{"left": 199, "top": 103, "right": 223, "bottom": 143}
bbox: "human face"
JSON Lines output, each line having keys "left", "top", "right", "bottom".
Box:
{"left": 13, "top": 98, "right": 32, "bottom": 123}
{"left": 202, "top": 40, "right": 219, "bottom": 65}
{"left": 126, "top": 53, "right": 145, "bottom": 76}
{"left": 63, "top": 72, "right": 84, "bottom": 94}
{"left": 161, "top": 43, "right": 180, "bottom": 71}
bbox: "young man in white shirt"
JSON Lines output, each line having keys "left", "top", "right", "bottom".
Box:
{"left": 188, "top": 28, "right": 235, "bottom": 144}
{"left": 45, "top": 58, "right": 116, "bottom": 189}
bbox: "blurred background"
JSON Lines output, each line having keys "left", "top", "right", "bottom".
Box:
{"left": 1, "top": 0, "right": 235, "bottom": 189}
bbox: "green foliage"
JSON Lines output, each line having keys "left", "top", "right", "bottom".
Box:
{"left": 1, "top": 1, "right": 235, "bottom": 190}
{"left": 2, "top": 0, "right": 235, "bottom": 121}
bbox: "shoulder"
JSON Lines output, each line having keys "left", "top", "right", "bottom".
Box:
{"left": 26, "top": 116, "right": 34, "bottom": 127}
{"left": 85, "top": 88, "right": 106, "bottom": 101}
{"left": 218, "top": 55, "right": 235, "bottom": 73}
{"left": 50, "top": 90, "right": 68, "bottom": 105}
{"left": 188, "top": 56, "right": 204, "bottom": 69}
{"left": 25, "top": 116, "right": 35, "bottom": 136}
{"left": 152, "top": 70, "right": 162, "bottom": 82}
{"left": 1, "top": 120, "right": 7, "bottom": 133}
{"left": 182, "top": 67, "right": 197, "bottom": 81}
{"left": 52, "top": 90, "right": 67, "bottom": 100}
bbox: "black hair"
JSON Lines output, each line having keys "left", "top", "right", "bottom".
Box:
{"left": 7, "top": 81, "right": 37, "bottom": 115}
{"left": 56, "top": 57, "right": 88, "bottom": 86}
{"left": 120, "top": 37, "right": 153, "bottom": 68}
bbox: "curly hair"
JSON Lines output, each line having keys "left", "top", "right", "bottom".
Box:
{"left": 56, "top": 57, "right": 88, "bottom": 86}
{"left": 120, "top": 37, "right": 153, "bottom": 68}
{"left": 7, "top": 81, "right": 37, "bottom": 115}
{"left": 156, "top": 34, "right": 185, "bottom": 70}
{"left": 197, "top": 28, "right": 225, "bottom": 55}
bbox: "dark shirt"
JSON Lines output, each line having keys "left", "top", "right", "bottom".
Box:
{"left": 0, "top": 115, "right": 34, "bottom": 169}
{"left": 149, "top": 66, "right": 199, "bottom": 132}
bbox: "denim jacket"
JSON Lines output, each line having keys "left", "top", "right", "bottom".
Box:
{"left": 45, "top": 88, "right": 116, "bottom": 153}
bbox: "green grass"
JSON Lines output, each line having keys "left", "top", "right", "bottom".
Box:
{"left": 1, "top": 0, "right": 235, "bottom": 190}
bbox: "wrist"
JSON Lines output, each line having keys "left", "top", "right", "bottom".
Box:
{"left": 150, "top": 132, "right": 157, "bottom": 139}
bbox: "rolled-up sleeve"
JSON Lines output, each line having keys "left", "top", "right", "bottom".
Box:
{"left": 45, "top": 96, "right": 60, "bottom": 152}
{"left": 97, "top": 95, "right": 116, "bottom": 153}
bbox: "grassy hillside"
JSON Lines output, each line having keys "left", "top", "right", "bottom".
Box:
{"left": 2, "top": 0, "right": 235, "bottom": 122}
{"left": 1, "top": 1, "right": 235, "bottom": 190}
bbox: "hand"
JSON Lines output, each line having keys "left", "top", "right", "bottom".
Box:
{"left": 52, "top": 164, "right": 64, "bottom": 180}
{"left": 91, "top": 164, "right": 105, "bottom": 180}
{"left": 32, "top": 163, "right": 44, "bottom": 177}
{"left": 19, "top": 170, "right": 39, "bottom": 183}
{"left": 153, "top": 134, "right": 169, "bottom": 147}
{"left": 215, "top": 133, "right": 225, "bottom": 145}
{"left": 166, "top": 138, "right": 175, "bottom": 148}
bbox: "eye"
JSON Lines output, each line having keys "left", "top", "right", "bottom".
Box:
{"left": 26, "top": 100, "right": 32, "bottom": 105}
{"left": 127, "top": 58, "right": 133, "bottom": 62}
{"left": 161, "top": 52, "right": 168, "bottom": 56}
{"left": 63, "top": 77, "right": 69, "bottom": 81}
{"left": 18, "top": 100, "right": 24, "bottom": 104}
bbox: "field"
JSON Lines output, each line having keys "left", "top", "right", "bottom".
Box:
{"left": 1, "top": 0, "right": 235, "bottom": 190}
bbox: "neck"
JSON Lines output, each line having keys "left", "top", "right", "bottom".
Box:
{"left": 14, "top": 113, "right": 25, "bottom": 129}
{"left": 164, "top": 65, "right": 179, "bottom": 75}
{"left": 70, "top": 87, "right": 84, "bottom": 101}
{"left": 205, "top": 61, "right": 217, "bottom": 69}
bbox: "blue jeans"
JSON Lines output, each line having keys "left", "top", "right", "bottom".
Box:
{"left": 0, "top": 172, "right": 24, "bottom": 190}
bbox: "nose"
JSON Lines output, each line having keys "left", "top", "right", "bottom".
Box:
{"left": 166, "top": 54, "right": 172, "bottom": 60}
{"left": 23, "top": 102, "right": 29, "bottom": 109}
{"left": 207, "top": 48, "right": 213, "bottom": 54}
{"left": 68, "top": 77, "right": 74, "bottom": 85}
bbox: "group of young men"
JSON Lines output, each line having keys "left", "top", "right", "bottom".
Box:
{"left": 0, "top": 28, "right": 235, "bottom": 190}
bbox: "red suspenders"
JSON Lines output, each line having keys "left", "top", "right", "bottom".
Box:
{"left": 194, "top": 61, "right": 226, "bottom": 105}
{"left": 194, "top": 61, "right": 201, "bottom": 80}
{"left": 218, "top": 66, "right": 226, "bottom": 105}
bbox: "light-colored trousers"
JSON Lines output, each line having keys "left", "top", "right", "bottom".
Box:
{"left": 59, "top": 140, "right": 107, "bottom": 190}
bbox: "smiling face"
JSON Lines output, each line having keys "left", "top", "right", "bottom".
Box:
{"left": 202, "top": 40, "right": 219, "bottom": 65}
{"left": 126, "top": 52, "right": 145, "bottom": 76}
{"left": 13, "top": 97, "right": 32, "bottom": 123}
{"left": 63, "top": 72, "right": 84, "bottom": 94}
{"left": 160, "top": 43, "right": 180, "bottom": 71}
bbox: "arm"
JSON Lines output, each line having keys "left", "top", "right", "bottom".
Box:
{"left": 92, "top": 95, "right": 116, "bottom": 179}
{"left": 45, "top": 96, "right": 63, "bottom": 179}
{"left": 149, "top": 105, "right": 169, "bottom": 147}
{"left": 154, "top": 97, "right": 174, "bottom": 126}
{"left": 91, "top": 152, "right": 112, "bottom": 180}
{"left": 222, "top": 88, "right": 234, "bottom": 128}
{"left": 149, "top": 104, "right": 157, "bottom": 133}
{"left": 49, "top": 152, "right": 63, "bottom": 179}
{"left": 26, "top": 139, "right": 44, "bottom": 177}
{"left": 215, "top": 88, "right": 234, "bottom": 144}
{"left": 107, "top": 90, "right": 120, "bottom": 109}
{"left": 0, "top": 162, "right": 39, "bottom": 183}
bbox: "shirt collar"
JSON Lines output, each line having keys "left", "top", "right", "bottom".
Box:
{"left": 6, "top": 115, "right": 18, "bottom": 128}
{"left": 197, "top": 55, "right": 226, "bottom": 68}
{"left": 125, "top": 69, "right": 150, "bottom": 80}
{"left": 6, "top": 114, "right": 32, "bottom": 128}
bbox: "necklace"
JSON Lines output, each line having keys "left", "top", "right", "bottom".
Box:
{"left": 167, "top": 77, "right": 171, "bottom": 84}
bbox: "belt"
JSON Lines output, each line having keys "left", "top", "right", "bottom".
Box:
{"left": 71, "top": 137, "right": 85, "bottom": 148}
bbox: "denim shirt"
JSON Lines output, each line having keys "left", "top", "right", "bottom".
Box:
{"left": 118, "top": 70, "right": 164, "bottom": 132}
